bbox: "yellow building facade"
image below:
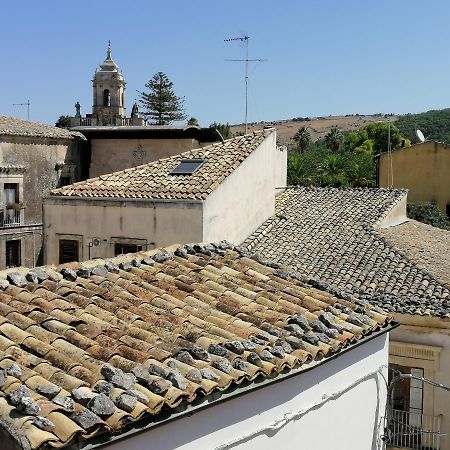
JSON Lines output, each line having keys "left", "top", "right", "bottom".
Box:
{"left": 379, "top": 141, "right": 450, "bottom": 216}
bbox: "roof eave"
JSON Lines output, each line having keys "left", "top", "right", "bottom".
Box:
{"left": 66, "top": 322, "right": 397, "bottom": 450}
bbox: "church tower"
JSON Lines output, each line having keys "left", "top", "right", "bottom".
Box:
{"left": 92, "top": 43, "right": 126, "bottom": 125}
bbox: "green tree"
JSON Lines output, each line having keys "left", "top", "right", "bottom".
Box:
{"left": 293, "top": 126, "right": 312, "bottom": 152}
{"left": 363, "top": 122, "right": 402, "bottom": 154}
{"left": 407, "top": 203, "right": 450, "bottom": 230}
{"left": 187, "top": 117, "right": 199, "bottom": 127}
{"left": 324, "top": 127, "right": 344, "bottom": 152}
{"left": 209, "top": 122, "right": 232, "bottom": 139}
{"left": 395, "top": 108, "right": 450, "bottom": 144}
{"left": 55, "top": 115, "right": 71, "bottom": 129}
{"left": 137, "top": 72, "right": 186, "bottom": 125}
{"left": 349, "top": 162, "right": 374, "bottom": 187}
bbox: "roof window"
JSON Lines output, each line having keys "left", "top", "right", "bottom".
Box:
{"left": 170, "top": 159, "right": 204, "bottom": 175}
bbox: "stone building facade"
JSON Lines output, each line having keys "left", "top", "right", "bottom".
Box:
{"left": 0, "top": 116, "right": 84, "bottom": 269}
{"left": 43, "top": 129, "right": 286, "bottom": 264}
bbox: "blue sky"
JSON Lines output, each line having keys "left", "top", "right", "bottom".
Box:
{"left": 1, "top": 0, "right": 449, "bottom": 126}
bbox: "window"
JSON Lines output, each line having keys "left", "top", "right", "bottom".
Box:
{"left": 59, "top": 239, "right": 79, "bottom": 264}
{"left": 389, "top": 364, "right": 424, "bottom": 426}
{"left": 446, "top": 204, "right": 450, "bottom": 219}
{"left": 114, "top": 243, "right": 142, "bottom": 256}
{"left": 59, "top": 176, "right": 71, "bottom": 187}
{"left": 6, "top": 240, "right": 21, "bottom": 268}
{"left": 103, "top": 89, "right": 111, "bottom": 107}
{"left": 170, "top": 159, "right": 204, "bottom": 175}
{"left": 4, "top": 183, "right": 19, "bottom": 206}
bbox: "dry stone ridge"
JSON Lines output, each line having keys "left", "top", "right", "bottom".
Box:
{"left": 50, "top": 129, "right": 273, "bottom": 200}
{"left": 0, "top": 243, "right": 392, "bottom": 449}
{"left": 243, "top": 186, "right": 450, "bottom": 317}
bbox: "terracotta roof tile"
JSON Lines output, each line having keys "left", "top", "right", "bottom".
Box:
{"left": 0, "top": 243, "right": 393, "bottom": 449}
{"left": 0, "top": 116, "right": 84, "bottom": 140}
{"left": 50, "top": 129, "right": 273, "bottom": 200}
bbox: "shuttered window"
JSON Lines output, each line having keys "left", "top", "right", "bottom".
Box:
{"left": 6, "top": 240, "right": 21, "bottom": 268}
{"left": 59, "top": 239, "right": 79, "bottom": 264}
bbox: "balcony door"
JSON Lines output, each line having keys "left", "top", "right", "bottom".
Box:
{"left": 4, "top": 183, "right": 19, "bottom": 225}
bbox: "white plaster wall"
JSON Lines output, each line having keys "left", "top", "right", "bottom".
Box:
{"left": 202, "top": 131, "right": 285, "bottom": 245}
{"left": 106, "top": 333, "right": 389, "bottom": 450}
{"left": 378, "top": 195, "right": 408, "bottom": 228}
{"left": 43, "top": 199, "right": 203, "bottom": 264}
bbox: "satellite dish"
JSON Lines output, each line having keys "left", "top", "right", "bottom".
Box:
{"left": 92, "top": 238, "right": 100, "bottom": 246}
{"left": 416, "top": 129, "right": 425, "bottom": 143}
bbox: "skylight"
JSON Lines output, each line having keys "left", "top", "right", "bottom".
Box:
{"left": 170, "top": 159, "right": 204, "bottom": 175}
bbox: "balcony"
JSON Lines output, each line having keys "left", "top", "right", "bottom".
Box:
{"left": 1, "top": 209, "right": 22, "bottom": 227}
{"left": 384, "top": 409, "right": 444, "bottom": 449}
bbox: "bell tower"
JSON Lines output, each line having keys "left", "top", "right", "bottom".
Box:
{"left": 92, "top": 42, "right": 126, "bottom": 125}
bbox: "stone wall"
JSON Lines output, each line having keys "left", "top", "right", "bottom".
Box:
{"left": 0, "top": 135, "right": 82, "bottom": 268}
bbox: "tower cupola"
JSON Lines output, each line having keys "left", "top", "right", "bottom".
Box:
{"left": 92, "top": 42, "right": 126, "bottom": 125}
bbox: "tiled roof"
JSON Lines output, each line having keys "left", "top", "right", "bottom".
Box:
{"left": 0, "top": 116, "right": 85, "bottom": 140}
{"left": 50, "top": 129, "right": 273, "bottom": 200}
{"left": 380, "top": 220, "right": 450, "bottom": 286}
{"left": 0, "top": 242, "right": 392, "bottom": 449}
{"left": 243, "top": 187, "right": 450, "bottom": 317}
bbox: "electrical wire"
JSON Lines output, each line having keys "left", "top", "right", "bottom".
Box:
{"left": 215, "top": 366, "right": 387, "bottom": 450}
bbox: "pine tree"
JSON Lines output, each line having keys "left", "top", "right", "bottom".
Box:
{"left": 137, "top": 72, "right": 186, "bottom": 125}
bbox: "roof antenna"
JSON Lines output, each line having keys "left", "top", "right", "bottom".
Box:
{"left": 13, "top": 100, "right": 30, "bottom": 120}
{"left": 225, "top": 35, "right": 267, "bottom": 134}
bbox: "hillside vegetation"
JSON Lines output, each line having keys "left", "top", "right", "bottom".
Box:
{"left": 287, "top": 122, "right": 402, "bottom": 188}
{"left": 395, "top": 108, "right": 450, "bottom": 144}
{"left": 230, "top": 114, "right": 397, "bottom": 147}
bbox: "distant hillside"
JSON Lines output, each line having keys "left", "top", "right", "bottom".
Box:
{"left": 230, "top": 114, "right": 398, "bottom": 147}
{"left": 395, "top": 108, "right": 450, "bottom": 144}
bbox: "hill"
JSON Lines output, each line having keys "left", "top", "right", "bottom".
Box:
{"left": 230, "top": 114, "right": 398, "bottom": 147}
{"left": 395, "top": 108, "right": 450, "bottom": 144}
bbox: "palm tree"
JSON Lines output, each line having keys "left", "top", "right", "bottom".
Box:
{"left": 293, "top": 126, "right": 312, "bottom": 152}
{"left": 324, "top": 127, "right": 344, "bottom": 152}
{"left": 319, "top": 154, "right": 347, "bottom": 187}
{"left": 349, "top": 162, "right": 374, "bottom": 187}
{"left": 320, "top": 154, "right": 344, "bottom": 178}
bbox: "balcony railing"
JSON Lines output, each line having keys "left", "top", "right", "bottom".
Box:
{"left": 1, "top": 209, "right": 22, "bottom": 227}
{"left": 384, "top": 409, "right": 444, "bottom": 449}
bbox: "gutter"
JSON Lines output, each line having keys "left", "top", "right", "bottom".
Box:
{"left": 68, "top": 322, "right": 398, "bottom": 450}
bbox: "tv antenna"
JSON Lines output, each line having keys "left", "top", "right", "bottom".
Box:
{"left": 416, "top": 129, "right": 425, "bottom": 143}
{"left": 13, "top": 100, "right": 30, "bottom": 120}
{"left": 225, "top": 35, "right": 267, "bottom": 134}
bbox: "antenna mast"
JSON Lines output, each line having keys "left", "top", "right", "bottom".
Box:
{"left": 13, "top": 100, "right": 30, "bottom": 120}
{"left": 225, "top": 36, "right": 266, "bottom": 134}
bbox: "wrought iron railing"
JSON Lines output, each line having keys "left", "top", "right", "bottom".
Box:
{"left": 384, "top": 409, "right": 443, "bottom": 449}
{"left": 1, "top": 209, "right": 21, "bottom": 227}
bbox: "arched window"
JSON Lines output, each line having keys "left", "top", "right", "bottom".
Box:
{"left": 103, "top": 89, "right": 111, "bottom": 107}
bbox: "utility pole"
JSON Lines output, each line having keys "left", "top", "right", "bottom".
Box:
{"left": 225, "top": 36, "right": 266, "bottom": 134}
{"left": 13, "top": 100, "right": 30, "bottom": 120}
